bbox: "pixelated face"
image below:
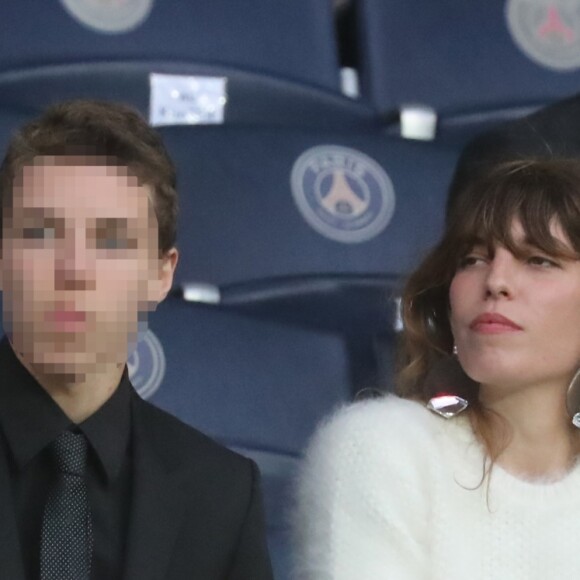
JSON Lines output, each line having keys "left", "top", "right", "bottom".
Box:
{"left": 0, "top": 157, "right": 177, "bottom": 379}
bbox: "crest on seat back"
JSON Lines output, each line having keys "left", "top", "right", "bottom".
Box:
{"left": 506, "top": 0, "right": 580, "bottom": 70}
{"left": 128, "top": 329, "right": 166, "bottom": 400}
{"left": 60, "top": 0, "right": 154, "bottom": 34}
{"left": 290, "top": 146, "right": 396, "bottom": 244}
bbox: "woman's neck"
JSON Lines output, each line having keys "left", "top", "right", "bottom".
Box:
{"left": 478, "top": 381, "right": 580, "bottom": 479}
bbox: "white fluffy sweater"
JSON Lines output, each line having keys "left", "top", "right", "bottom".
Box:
{"left": 292, "top": 395, "right": 580, "bottom": 580}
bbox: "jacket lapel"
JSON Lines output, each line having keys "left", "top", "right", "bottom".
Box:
{"left": 123, "top": 395, "right": 189, "bottom": 580}
{"left": 0, "top": 441, "right": 26, "bottom": 580}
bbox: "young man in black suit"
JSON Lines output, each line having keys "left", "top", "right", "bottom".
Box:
{"left": 0, "top": 100, "right": 274, "bottom": 580}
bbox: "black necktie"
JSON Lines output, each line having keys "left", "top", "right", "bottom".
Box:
{"left": 40, "top": 431, "right": 93, "bottom": 580}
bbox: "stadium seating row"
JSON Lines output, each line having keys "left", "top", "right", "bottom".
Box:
{"left": 1, "top": 1, "right": 580, "bottom": 137}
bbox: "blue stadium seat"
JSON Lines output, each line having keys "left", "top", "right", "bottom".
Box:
{"left": 134, "top": 296, "right": 354, "bottom": 580}
{"left": 357, "top": 0, "right": 580, "bottom": 136}
{"left": 159, "top": 125, "right": 458, "bottom": 288}
{"left": 0, "top": 1, "right": 369, "bottom": 129}
{"left": 143, "top": 300, "right": 351, "bottom": 455}
{"left": 0, "top": 64, "right": 377, "bottom": 132}
{"left": 0, "top": 0, "right": 340, "bottom": 90}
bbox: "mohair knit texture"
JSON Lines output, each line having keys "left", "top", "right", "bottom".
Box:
{"left": 292, "top": 395, "right": 580, "bottom": 579}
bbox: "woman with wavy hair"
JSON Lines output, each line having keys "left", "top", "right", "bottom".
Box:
{"left": 293, "top": 158, "right": 580, "bottom": 579}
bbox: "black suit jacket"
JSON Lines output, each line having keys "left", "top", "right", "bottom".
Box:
{"left": 0, "top": 389, "right": 274, "bottom": 580}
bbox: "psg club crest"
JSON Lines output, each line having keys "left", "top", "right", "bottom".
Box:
{"left": 60, "top": 0, "right": 154, "bottom": 34}
{"left": 290, "top": 145, "right": 396, "bottom": 244}
{"left": 127, "top": 329, "right": 166, "bottom": 400}
{"left": 506, "top": 0, "right": 580, "bottom": 70}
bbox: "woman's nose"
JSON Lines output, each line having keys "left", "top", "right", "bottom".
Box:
{"left": 484, "top": 249, "right": 515, "bottom": 300}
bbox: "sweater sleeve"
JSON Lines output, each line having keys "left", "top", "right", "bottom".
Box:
{"left": 291, "top": 397, "right": 433, "bottom": 580}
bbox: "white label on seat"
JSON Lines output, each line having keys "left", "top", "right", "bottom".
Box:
{"left": 149, "top": 73, "right": 228, "bottom": 126}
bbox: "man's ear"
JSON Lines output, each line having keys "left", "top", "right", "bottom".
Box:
{"left": 154, "top": 247, "right": 178, "bottom": 304}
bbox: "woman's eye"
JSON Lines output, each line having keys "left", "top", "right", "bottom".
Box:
{"left": 458, "top": 255, "right": 485, "bottom": 269}
{"left": 527, "top": 255, "right": 559, "bottom": 268}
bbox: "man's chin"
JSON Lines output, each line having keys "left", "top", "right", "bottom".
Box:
{"left": 10, "top": 331, "right": 130, "bottom": 381}
{"left": 29, "top": 352, "right": 101, "bottom": 382}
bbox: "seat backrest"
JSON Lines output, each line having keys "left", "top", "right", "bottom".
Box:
{"left": 0, "top": 0, "right": 340, "bottom": 90}
{"left": 0, "top": 2, "right": 365, "bottom": 131}
{"left": 357, "top": 0, "right": 580, "bottom": 117}
{"left": 138, "top": 298, "right": 352, "bottom": 454}
{"left": 161, "top": 125, "right": 459, "bottom": 287}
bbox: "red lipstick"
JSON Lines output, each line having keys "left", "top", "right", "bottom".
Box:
{"left": 469, "top": 312, "right": 523, "bottom": 334}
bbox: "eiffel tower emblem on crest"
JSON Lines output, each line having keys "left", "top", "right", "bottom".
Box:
{"left": 291, "top": 145, "right": 396, "bottom": 244}
{"left": 321, "top": 170, "right": 369, "bottom": 218}
{"left": 507, "top": 0, "right": 580, "bottom": 70}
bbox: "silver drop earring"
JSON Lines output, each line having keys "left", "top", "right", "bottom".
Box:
{"left": 566, "top": 368, "right": 580, "bottom": 428}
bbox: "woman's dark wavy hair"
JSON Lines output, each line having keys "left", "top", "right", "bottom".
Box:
{"left": 397, "top": 158, "right": 580, "bottom": 459}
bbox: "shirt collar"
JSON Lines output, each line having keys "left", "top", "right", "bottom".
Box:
{"left": 78, "top": 370, "right": 132, "bottom": 482}
{"left": 0, "top": 336, "right": 132, "bottom": 483}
